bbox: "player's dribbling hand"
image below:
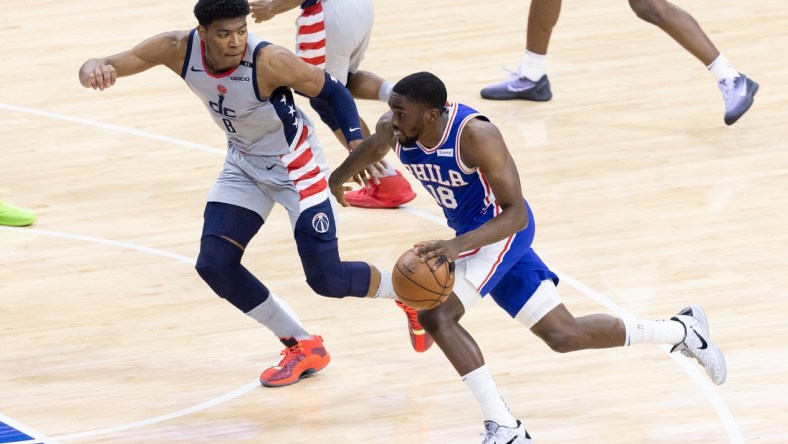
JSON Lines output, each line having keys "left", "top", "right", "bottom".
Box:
{"left": 414, "top": 240, "right": 460, "bottom": 271}
{"left": 79, "top": 60, "right": 117, "bottom": 91}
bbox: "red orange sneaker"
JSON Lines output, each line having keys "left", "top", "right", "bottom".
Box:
{"left": 259, "top": 335, "right": 331, "bottom": 387}
{"left": 345, "top": 171, "right": 416, "bottom": 209}
{"left": 395, "top": 300, "right": 433, "bottom": 353}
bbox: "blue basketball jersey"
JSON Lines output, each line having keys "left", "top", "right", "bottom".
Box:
{"left": 395, "top": 103, "right": 497, "bottom": 235}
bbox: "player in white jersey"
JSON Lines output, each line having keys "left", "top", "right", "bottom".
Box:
{"left": 78, "top": 0, "right": 427, "bottom": 388}
{"left": 249, "top": 0, "right": 417, "bottom": 210}
{"left": 328, "top": 72, "right": 727, "bottom": 442}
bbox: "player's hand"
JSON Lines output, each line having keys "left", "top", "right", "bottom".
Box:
{"left": 414, "top": 240, "right": 459, "bottom": 271}
{"left": 352, "top": 162, "right": 386, "bottom": 187}
{"left": 346, "top": 139, "right": 386, "bottom": 186}
{"left": 79, "top": 60, "right": 117, "bottom": 91}
{"left": 329, "top": 178, "right": 352, "bottom": 207}
{"left": 249, "top": 0, "right": 277, "bottom": 23}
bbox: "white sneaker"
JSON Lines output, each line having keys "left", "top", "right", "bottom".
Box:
{"left": 481, "top": 420, "right": 532, "bottom": 444}
{"left": 718, "top": 73, "right": 758, "bottom": 126}
{"left": 671, "top": 305, "right": 727, "bottom": 385}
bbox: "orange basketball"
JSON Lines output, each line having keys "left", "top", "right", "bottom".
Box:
{"left": 392, "top": 249, "right": 455, "bottom": 310}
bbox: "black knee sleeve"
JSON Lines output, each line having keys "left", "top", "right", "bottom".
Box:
{"left": 195, "top": 235, "right": 269, "bottom": 313}
{"left": 303, "top": 256, "right": 371, "bottom": 298}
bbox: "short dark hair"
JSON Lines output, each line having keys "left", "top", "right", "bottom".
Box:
{"left": 392, "top": 72, "right": 447, "bottom": 111}
{"left": 193, "top": 0, "right": 250, "bottom": 28}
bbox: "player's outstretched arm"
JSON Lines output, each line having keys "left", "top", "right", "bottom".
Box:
{"left": 79, "top": 31, "right": 189, "bottom": 91}
{"left": 328, "top": 113, "right": 396, "bottom": 206}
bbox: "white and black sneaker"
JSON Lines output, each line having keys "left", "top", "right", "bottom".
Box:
{"left": 481, "top": 420, "right": 533, "bottom": 444}
{"left": 671, "top": 305, "right": 727, "bottom": 385}
{"left": 719, "top": 73, "right": 758, "bottom": 125}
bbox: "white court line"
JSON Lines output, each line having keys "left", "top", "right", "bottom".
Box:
{"left": 0, "top": 226, "right": 195, "bottom": 265}
{"left": 53, "top": 380, "right": 261, "bottom": 441}
{"left": 0, "top": 413, "right": 60, "bottom": 444}
{"left": 0, "top": 103, "right": 225, "bottom": 156}
{"left": 1, "top": 102, "right": 744, "bottom": 443}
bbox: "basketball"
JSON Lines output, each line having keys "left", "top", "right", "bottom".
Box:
{"left": 392, "top": 249, "right": 455, "bottom": 310}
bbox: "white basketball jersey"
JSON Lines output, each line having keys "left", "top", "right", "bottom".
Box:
{"left": 180, "top": 29, "right": 315, "bottom": 156}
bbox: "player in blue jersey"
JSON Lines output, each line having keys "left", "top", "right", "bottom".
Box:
{"left": 480, "top": 0, "right": 758, "bottom": 126}
{"left": 79, "top": 0, "right": 428, "bottom": 388}
{"left": 329, "top": 71, "right": 727, "bottom": 442}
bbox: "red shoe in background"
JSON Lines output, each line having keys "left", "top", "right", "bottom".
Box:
{"left": 345, "top": 171, "right": 416, "bottom": 209}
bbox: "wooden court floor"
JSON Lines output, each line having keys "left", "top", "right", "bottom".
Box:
{"left": 1, "top": 0, "right": 787, "bottom": 442}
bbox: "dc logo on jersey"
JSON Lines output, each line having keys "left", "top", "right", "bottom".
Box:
{"left": 312, "top": 212, "right": 330, "bottom": 233}
{"left": 209, "top": 93, "right": 236, "bottom": 118}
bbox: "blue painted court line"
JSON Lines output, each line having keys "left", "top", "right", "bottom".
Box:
{"left": 0, "top": 415, "right": 56, "bottom": 444}
{"left": 0, "top": 421, "right": 33, "bottom": 443}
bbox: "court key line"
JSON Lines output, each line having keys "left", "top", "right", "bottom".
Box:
{"left": 0, "top": 102, "right": 744, "bottom": 443}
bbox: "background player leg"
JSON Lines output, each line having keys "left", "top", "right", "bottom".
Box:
{"left": 628, "top": 0, "right": 758, "bottom": 125}
{"left": 480, "top": 0, "right": 560, "bottom": 101}
{"left": 480, "top": 0, "right": 758, "bottom": 124}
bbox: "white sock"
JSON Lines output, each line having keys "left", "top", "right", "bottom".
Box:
{"left": 707, "top": 54, "right": 738, "bottom": 83}
{"left": 271, "top": 293, "right": 302, "bottom": 325}
{"left": 378, "top": 81, "right": 393, "bottom": 102}
{"left": 373, "top": 270, "right": 396, "bottom": 299}
{"left": 518, "top": 50, "right": 548, "bottom": 82}
{"left": 246, "top": 293, "right": 311, "bottom": 341}
{"left": 623, "top": 318, "right": 686, "bottom": 347}
{"left": 462, "top": 365, "right": 518, "bottom": 428}
{"left": 379, "top": 160, "right": 397, "bottom": 177}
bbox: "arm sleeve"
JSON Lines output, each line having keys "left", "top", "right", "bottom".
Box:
{"left": 308, "top": 97, "right": 340, "bottom": 132}
{"left": 313, "top": 72, "right": 362, "bottom": 143}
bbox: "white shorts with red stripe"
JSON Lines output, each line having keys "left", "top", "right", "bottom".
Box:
{"left": 451, "top": 204, "right": 560, "bottom": 322}
{"left": 207, "top": 126, "right": 333, "bottom": 230}
{"left": 295, "top": 0, "right": 374, "bottom": 85}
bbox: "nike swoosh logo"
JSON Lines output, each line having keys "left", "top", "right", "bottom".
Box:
{"left": 266, "top": 164, "right": 275, "bottom": 170}
{"left": 348, "top": 127, "right": 360, "bottom": 132}
{"left": 190, "top": 66, "right": 204, "bottom": 72}
{"left": 507, "top": 84, "right": 533, "bottom": 92}
{"left": 505, "top": 437, "right": 517, "bottom": 444}
{"left": 693, "top": 330, "right": 708, "bottom": 350}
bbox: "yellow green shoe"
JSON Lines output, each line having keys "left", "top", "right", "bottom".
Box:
{"left": 0, "top": 200, "right": 37, "bottom": 226}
